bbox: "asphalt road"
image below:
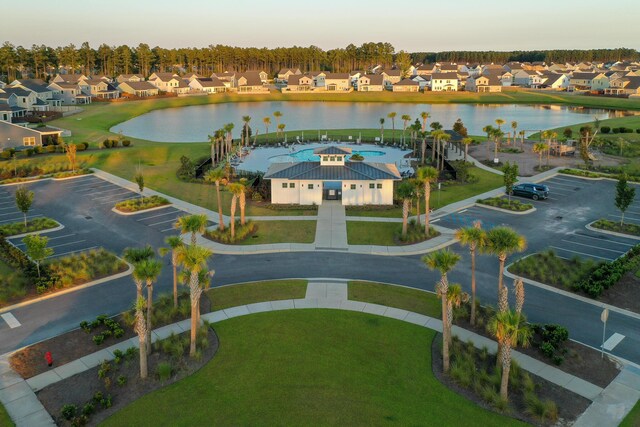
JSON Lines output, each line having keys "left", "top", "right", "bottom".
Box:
{"left": 2, "top": 174, "right": 640, "bottom": 366}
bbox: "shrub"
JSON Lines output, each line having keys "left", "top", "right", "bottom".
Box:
{"left": 61, "top": 404, "right": 78, "bottom": 420}
{"left": 251, "top": 191, "right": 263, "bottom": 201}
{"left": 81, "top": 402, "right": 94, "bottom": 416}
{"left": 600, "top": 126, "right": 610, "bottom": 134}
{"left": 113, "top": 349, "right": 123, "bottom": 364}
{"left": 205, "top": 221, "right": 257, "bottom": 244}
{"left": 117, "top": 375, "right": 127, "bottom": 386}
{"left": 125, "top": 346, "right": 137, "bottom": 360}
{"left": 122, "top": 140, "right": 131, "bottom": 147}
{"left": 636, "top": 128, "right": 640, "bottom": 134}
{"left": 477, "top": 196, "right": 533, "bottom": 212}
{"left": 157, "top": 362, "right": 173, "bottom": 381}
{"left": 114, "top": 195, "right": 170, "bottom": 213}
{"left": 98, "top": 361, "right": 111, "bottom": 379}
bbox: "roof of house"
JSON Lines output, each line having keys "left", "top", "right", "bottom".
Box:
{"left": 324, "top": 73, "right": 350, "bottom": 79}
{"left": 118, "top": 74, "right": 144, "bottom": 79}
{"left": 238, "top": 72, "right": 263, "bottom": 86}
{"left": 288, "top": 74, "right": 312, "bottom": 85}
{"left": 150, "top": 73, "right": 180, "bottom": 82}
{"left": 1, "top": 87, "right": 32, "bottom": 97}
{"left": 11, "top": 79, "right": 50, "bottom": 93}
{"left": 120, "top": 81, "right": 158, "bottom": 90}
{"left": 264, "top": 161, "right": 401, "bottom": 181}
{"left": 571, "top": 72, "right": 599, "bottom": 80}
{"left": 540, "top": 73, "right": 565, "bottom": 86}
{"left": 55, "top": 74, "right": 86, "bottom": 82}
{"left": 50, "top": 82, "right": 78, "bottom": 89}
{"left": 475, "top": 74, "right": 501, "bottom": 85}
{"left": 194, "top": 78, "right": 225, "bottom": 88}
{"left": 383, "top": 69, "right": 402, "bottom": 77}
{"left": 431, "top": 73, "right": 458, "bottom": 80}
{"left": 361, "top": 74, "right": 384, "bottom": 85}
{"left": 440, "top": 64, "right": 458, "bottom": 71}
{"left": 313, "top": 146, "right": 352, "bottom": 155}
{"left": 394, "top": 78, "right": 419, "bottom": 86}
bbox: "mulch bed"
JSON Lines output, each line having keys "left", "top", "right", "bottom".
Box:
{"left": 455, "top": 316, "right": 620, "bottom": 389}
{"left": 597, "top": 271, "right": 640, "bottom": 314}
{"left": 431, "top": 335, "right": 591, "bottom": 426}
{"left": 37, "top": 327, "right": 219, "bottom": 427}
{"left": 10, "top": 294, "right": 211, "bottom": 379}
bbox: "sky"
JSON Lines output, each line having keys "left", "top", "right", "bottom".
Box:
{"left": 2, "top": 0, "right": 639, "bottom": 52}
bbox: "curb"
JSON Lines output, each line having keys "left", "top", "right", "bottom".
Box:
{"left": 504, "top": 264, "right": 640, "bottom": 322}
{"left": 0, "top": 260, "right": 133, "bottom": 315}
{"left": 3, "top": 222, "right": 64, "bottom": 239}
{"left": 0, "top": 172, "right": 93, "bottom": 188}
{"left": 111, "top": 203, "right": 173, "bottom": 216}
{"left": 585, "top": 221, "right": 640, "bottom": 241}
{"left": 475, "top": 201, "right": 536, "bottom": 215}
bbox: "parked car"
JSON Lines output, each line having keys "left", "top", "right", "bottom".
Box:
{"left": 511, "top": 183, "right": 549, "bottom": 200}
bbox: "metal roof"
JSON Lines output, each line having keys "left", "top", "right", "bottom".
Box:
{"left": 264, "top": 161, "right": 401, "bottom": 181}
{"left": 313, "top": 146, "right": 352, "bottom": 155}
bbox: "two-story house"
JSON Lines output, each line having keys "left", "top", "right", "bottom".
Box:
{"left": 430, "top": 73, "right": 459, "bottom": 91}
{"left": 357, "top": 74, "right": 384, "bottom": 91}
{"left": 284, "top": 74, "right": 315, "bottom": 92}
{"left": 323, "top": 73, "right": 351, "bottom": 91}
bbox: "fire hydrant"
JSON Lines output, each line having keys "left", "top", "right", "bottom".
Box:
{"left": 45, "top": 351, "right": 53, "bottom": 367}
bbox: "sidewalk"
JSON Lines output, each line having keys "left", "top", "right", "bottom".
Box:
{"left": 314, "top": 201, "right": 348, "bottom": 250}
{"left": 4, "top": 279, "right": 629, "bottom": 427}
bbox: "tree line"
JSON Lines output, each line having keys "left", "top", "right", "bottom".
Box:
{"left": 1, "top": 41, "right": 638, "bottom": 82}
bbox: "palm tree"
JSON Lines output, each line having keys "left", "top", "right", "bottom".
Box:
{"left": 420, "top": 111, "right": 430, "bottom": 132}
{"left": 242, "top": 115, "right": 251, "bottom": 147}
{"left": 439, "top": 133, "right": 451, "bottom": 171}
{"left": 227, "top": 183, "right": 244, "bottom": 239}
{"left": 462, "top": 137, "right": 472, "bottom": 162}
{"left": 495, "top": 118, "right": 505, "bottom": 131}
{"left": 397, "top": 181, "right": 414, "bottom": 238}
{"left": 123, "top": 246, "right": 155, "bottom": 299}
{"left": 159, "top": 236, "right": 184, "bottom": 308}
{"left": 519, "top": 130, "right": 526, "bottom": 149}
{"left": 511, "top": 121, "right": 518, "bottom": 146}
{"left": 207, "top": 132, "right": 218, "bottom": 165}
{"left": 401, "top": 114, "right": 411, "bottom": 145}
{"left": 533, "top": 142, "right": 547, "bottom": 170}
{"left": 224, "top": 123, "right": 234, "bottom": 158}
{"left": 410, "top": 178, "right": 422, "bottom": 227}
{"left": 203, "top": 168, "right": 226, "bottom": 231}
{"left": 277, "top": 123, "right": 286, "bottom": 140}
{"left": 416, "top": 166, "right": 439, "bottom": 234}
{"left": 263, "top": 117, "right": 271, "bottom": 143}
{"left": 483, "top": 125, "right": 495, "bottom": 158}
{"left": 135, "top": 258, "right": 163, "bottom": 353}
{"left": 430, "top": 129, "right": 444, "bottom": 164}
{"left": 238, "top": 178, "right": 248, "bottom": 226}
{"left": 176, "top": 244, "right": 212, "bottom": 357}
{"left": 174, "top": 214, "right": 208, "bottom": 246}
{"left": 133, "top": 296, "right": 148, "bottom": 378}
{"left": 455, "top": 221, "right": 486, "bottom": 326}
{"left": 422, "top": 249, "right": 461, "bottom": 373}
{"left": 488, "top": 310, "right": 532, "bottom": 400}
{"left": 446, "top": 284, "right": 469, "bottom": 338}
{"left": 379, "top": 118, "right": 385, "bottom": 142}
{"left": 486, "top": 226, "right": 527, "bottom": 297}
{"left": 273, "top": 111, "right": 283, "bottom": 132}
{"left": 388, "top": 112, "right": 397, "bottom": 143}
{"left": 419, "top": 131, "right": 428, "bottom": 165}
{"left": 491, "top": 128, "right": 504, "bottom": 161}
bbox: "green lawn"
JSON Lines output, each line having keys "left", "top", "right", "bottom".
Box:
{"left": 620, "top": 399, "right": 640, "bottom": 427}
{"left": 238, "top": 220, "right": 316, "bottom": 245}
{"left": 346, "top": 166, "right": 504, "bottom": 217}
{"left": 101, "top": 310, "right": 523, "bottom": 426}
{"left": 348, "top": 281, "right": 442, "bottom": 318}
{"left": 347, "top": 221, "right": 399, "bottom": 245}
{"left": 206, "top": 280, "right": 307, "bottom": 311}
{"left": 0, "top": 403, "right": 13, "bottom": 427}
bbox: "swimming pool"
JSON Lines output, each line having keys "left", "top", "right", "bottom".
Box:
{"left": 269, "top": 149, "right": 386, "bottom": 163}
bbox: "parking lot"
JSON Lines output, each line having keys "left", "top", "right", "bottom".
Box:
{"left": 0, "top": 186, "right": 44, "bottom": 226}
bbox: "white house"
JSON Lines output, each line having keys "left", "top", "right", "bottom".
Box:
{"left": 392, "top": 78, "right": 419, "bottom": 92}
{"left": 323, "top": 73, "right": 351, "bottom": 91}
{"left": 263, "top": 146, "right": 401, "bottom": 206}
{"left": 284, "top": 74, "right": 316, "bottom": 92}
{"left": 188, "top": 78, "right": 227, "bottom": 93}
{"left": 117, "top": 81, "right": 160, "bottom": 97}
{"left": 357, "top": 74, "right": 384, "bottom": 91}
{"left": 430, "top": 73, "right": 459, "bottom": 91}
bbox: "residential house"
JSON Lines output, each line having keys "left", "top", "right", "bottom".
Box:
{"left": 568, "top": 72, "right": 600, "bottom": 91}
{"left": 324, "top": 73, "right": 351, "bottom": 91}
{"left": 236, "top": 72, "right": 269, "bottom": 93}
{"left": 392, "top": 78, "right": 419, "bottom": 92}
{"left": 284, "top": 74, "right": 315, "bottom": 92}
{"left": 357, "top": 74, "right": 384, "bottom": 91}
{"left": 605, "top": 76, "right": 640, "bottom": 96}
{"left": 0, "top": 87, "right": 41, "bottom": 111}
{"left": 183, "top": 73, "right": 205, "bottom": 82}
{"left": 277, "top": 68, "right": 302, "bottom": 82}
{"left": 591, "top": 73, "right": 610, "bottom": 91}
{"left": 0, "top": 121, "right": 63, "bottom": 151}
{"left": 503, "top": 62, "right": 524, "bottom": 73}
{"left": 263, "top": 146, "right": 401, "bottom": 206}
{"left": 499, "top": 71, "right": 514, "bottom": 86}
{"left": 410, "top": 74, "right": 429, "bottom": 90}
{"left": 415, "top": 64, "right": 436, "bottom": 76}
{"left": 117, "top": 81, "right": 160, "bottom": 97}
{"left": 211, "top": 72, "right": 236, "bottom": 88}
{"left": 47, "top": 82, "right": 91, "bottom": 105}
{"left": 381, "top": 69, "right": 402, "bottom": 88}
{"left": 466, "top": 74, "right": 502, "bottom": 92}
{"left": 52, "top": 74, "right": 88, "bottom": 84}
{"left": 9, "top": 79, "right": 62, "bottom": 108}
{"left": 349, "top": 71, "right": 364, "bottom": 86}
{"left": 438, "top": 63, "right": 458, "bottom": 73}
{"left": 78, "top": 79, "right": 120, "bottom": 99}
{"left": 0, "top": 104, "right": 12, "bottom": 122}
{"left": 430, "top": 73, "right": 459, "bottom": 91}
{"left": 513, "top": 70, "right": 543, "bottom": 87}
{"left": 188, "top": 77, "right": 227, "bottom": 94}
{"left": 538, "top": 73, "right": 568, "bottom": 90}
{"left": 308, "top": 71, "right": 327, "bottom": 87}
{"left": 148, "top": 72, "right": 187, "bottom": 93}
{"left": 246, "top": 70, "right": 269, "bottom": 83}
{"left": 548, "top": 63, "right": 567, "bottom": 73}
{"left": 0, "top": 93, "right": 26, "bottom": 120}
{"left": 116, "top": 74, "right": 145, "bottom": 83}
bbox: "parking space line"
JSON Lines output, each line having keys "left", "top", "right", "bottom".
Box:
{"left": 98, "top": 196, "right": 136, "bottom": 205}
{"left": 560, "top": 239, "right": 626, "bottom": 254}
{"left": 0, "top": 211, "right": 21, "bottom": 217}
{"left": 87, "top": 187, "right": 132, "bottom": 197}
{"left": 546, "top": 182, "right": 578, "bottom": 189}
{"left": 11, "top": 233, "right": 78, "bottom": 248}
{"left": 0, "top": 206, "right": 17, "bottom": 211}
{"left": 148, "top": 218, "right": 180, "bottom": 227}
{"left": 136, "top": 210, "right": 179, "bottom": 221}
{"left": 0, "top": 201, "right": 15, "bottom": 206}
{"left": 92, "top": 193, "right": 135, "bottom": 203}
{"left": 48, "top": 240, "right": 87, "bottom": 249}
{"left": 76, "top": 183, "right": 115, "bottom": 192}
{"left": 431, "top": 219, "right": 441, "bottom": 223}
{"left": 549, "top": 176, "right": 589, "bottom": 184}
{"left": 608, "top": 213, "right": 640, "bottom": 223}
{"left": 92, "top": 191, "right": 135, "bottom": 201}
{"left": 603, "top": 333, "right": 625, "bottom": 351}
{"left": 1, "top": 313, "right": 21, "bottom": 329}
{"left": 48, "top": 246, "right": 99, "bottom": 259}
{"left": 160, "top": 227, "right": 177, "bottom": 233}
{"left": 572, "top": 233, "right": 634, "bottom": 247}
{"left": 458, "top": 209, "right": 468, "bottom": 213}
{"left": 549, "top": 246, "right": 614, "bottom": 261}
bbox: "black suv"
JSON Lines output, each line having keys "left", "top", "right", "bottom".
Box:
{"left": 511, "top": 183, "right": 549, "bottom": 200}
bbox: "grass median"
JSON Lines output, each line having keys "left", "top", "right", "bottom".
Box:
{"left": 207, "top": 280, "right": 307, "bottom": 311}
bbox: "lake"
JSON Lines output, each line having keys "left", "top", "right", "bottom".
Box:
{"left": 112, "top": 101, "right": 619, "bottom": 143}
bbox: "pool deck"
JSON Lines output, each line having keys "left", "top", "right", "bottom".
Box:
{"left": 236, "top": 141, "right": 414, "bottom": 173}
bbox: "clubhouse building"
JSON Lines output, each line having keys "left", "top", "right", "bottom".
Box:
{"left": 264, "top": 146, "right": 401, "bottom": 206}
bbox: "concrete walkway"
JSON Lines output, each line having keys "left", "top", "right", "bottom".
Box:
{"left": 4, "top": 278, "right": 632, "bottom": 426}
{"left": 315, "top": 201, "right": 348, "bottom": 250}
